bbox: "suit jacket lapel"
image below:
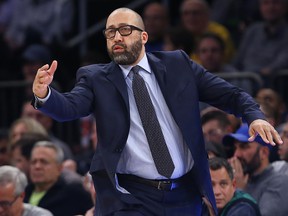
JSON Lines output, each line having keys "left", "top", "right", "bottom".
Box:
{"left": 147, "top": 53, "right": 168, "bottom": 98}
{"left": 106, "top": 62, "right": 130, "bottom": 111}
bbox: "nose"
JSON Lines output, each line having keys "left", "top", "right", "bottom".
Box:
{"left": 213, "top": 184, "right": 221, "bottom": 196}
{"left": 113, "top": 30, "right": 123, "bottom": 41}
{"left": 233, "top": 147, "right": 243, "bottom": 158}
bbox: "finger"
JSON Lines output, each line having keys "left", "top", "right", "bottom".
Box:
{"left": 47, "top": 60, "right": 58, "bottom": 77}
{"left": 271, "top": 129, "right": 283, "bottom": 145}
{"left": 39, "top": 63, "right": 50, "bottom": 71}
{"left": 248, "top": 134, "right": 257, "bottom": 142}
{"left": 234, "top": 158, "right": 242, "bottom": 172}
{"left": 266, "top": 128, "right": 276, "bottom": 146}
{"left": 249, "top": 126, "right": 270, "bottom": 143}
{"left": 36, "top": 64, "right": 49, "bottom": 79}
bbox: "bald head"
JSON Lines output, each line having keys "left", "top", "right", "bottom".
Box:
{"left": 107, "top": 8, "right": 145, "bottom": 30}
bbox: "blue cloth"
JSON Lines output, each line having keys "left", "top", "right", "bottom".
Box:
{"left": 223, "top": 123, "right": 272, "bottom": 149}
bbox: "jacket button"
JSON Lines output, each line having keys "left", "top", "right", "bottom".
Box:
{"left": 115, "top": 148, "right": 122, "bottom": 153}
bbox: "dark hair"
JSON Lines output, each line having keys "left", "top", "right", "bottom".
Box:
{"left": 12, "top": 133, "right": 50, "bottom": 160}
{"left": 205, "top": 141, "right": 227, "bottom": 158}
{"left": 201, "top": 110, "right": 231, "bottom": 128}
{"left": 165, "top": 27, "right": 194, "bottom": 55}
{"left": 198, "top": 33, "right": 225, "bottom": 51}
{"left": 209, "top": 157, "right": 234, "bottom": 180}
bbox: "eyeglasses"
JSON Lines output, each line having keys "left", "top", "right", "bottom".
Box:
{"left": 0, "top": 196, "right": 19, "bottom": 209}
{"left": 204, "top": 129, "right": 223, "bottom": 139}
{"left": 103, "top": 25, "right": 143, "bottom": 39}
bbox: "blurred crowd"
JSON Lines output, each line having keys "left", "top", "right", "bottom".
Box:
{"left": 1, "top": 0, "right": 288, "bottom": 215}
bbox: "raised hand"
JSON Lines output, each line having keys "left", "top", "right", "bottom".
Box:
{"left": 32, "top": 60, "right": 58, "bottom": 98}
{"left": 248, "top": 119, "right": 283, "bottom": 146}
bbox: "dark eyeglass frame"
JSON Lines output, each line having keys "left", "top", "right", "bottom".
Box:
{"left": 0, "top": 195, "right": 19, "bottom": 209}
{"left": 103, "top": 25, "right": 143, "bottom": 39}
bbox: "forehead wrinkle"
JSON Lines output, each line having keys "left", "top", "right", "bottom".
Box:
{"left": 107, "top": 8, "right": 144, "bottom": 30}
{"left": 107, "top": 22, "right": 130, "bottom": 29}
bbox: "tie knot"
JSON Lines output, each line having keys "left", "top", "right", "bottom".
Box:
{"left": 131, "top": 65, "right": 141, "bottom": 75}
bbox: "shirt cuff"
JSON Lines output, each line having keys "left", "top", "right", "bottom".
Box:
{"left": 34, "top": 87, "right": 51, "bottom": 108}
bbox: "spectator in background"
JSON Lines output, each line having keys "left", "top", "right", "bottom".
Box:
{"left": 21, "top": 100, "right": 74, "bottom": 160}
{"left": 196, "top": 33, "right": 255, "bottom": 95}
{"left": 0, "top": 128, "right": 10, "bottom": 166}
{"left": 278, "top": 123, "right": 288, "bottom": 162}
{"left": 196, "top": 33, "right": 236, "bottom": 73}
{"left": 8, "top": 117, "right": 47, "bottom": 148}
{"left": 232, "top": 0, "right": 288, "bottom": 86}
{"left": 10, "top": 132, "right": 50, "bottom": 179}
{"left": 201, "top": 109, "right": 235, "bottom": 159}
{"left": 179, "top": 0, "right": 235, "bottom": 63}
{"left": 142, "top": 2, "right": 170, "bottom": 52}
{"left": 163, "top": 26, "right": 195, "bottom": 56}
{"left": 0, "top": 165, "right": 53, "bottom": 216}
{"left": 24, "top": 141, "right": 93, "bottom": 216}
{"left": 0, "top": 0, "right": 17, "bottom": 34}
{"left": 271, "top": 122, "right": 288, "bottom": 175}
{"left": 20, "top": 44, "right": 61, "bottom": 98}
{"left": 21, "top": 44, "right": 51, "bottom": 82}
{"left": 205, "top": 141, "right": 227, "bottom": 159}
{"left": 11, "top": 132, "right": 83, "bottom": 185}
{"left": 255, "top": 88, "right": 288, "bottom": 129}
{"left": 4, "top": 0, "right": 74, "bottom": 50}
{"left": 209, "top": 157, "right": 261, "bottom": 216}
{"left": 223, "top": 124, "right": 288, "bottom": 216}
{"left": 201, "top": 109, "right": 234, "bottom": 145}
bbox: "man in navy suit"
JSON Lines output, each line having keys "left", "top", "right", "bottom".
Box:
{"left": 31, "top": 7, "right": 282, "bottom": 216}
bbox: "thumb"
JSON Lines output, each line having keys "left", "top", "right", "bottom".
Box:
{"left": 47, "top": 60, "right": 58, "bottom": 77}
{"left": 248, "top": 129, "right": 257, "bottom": 142}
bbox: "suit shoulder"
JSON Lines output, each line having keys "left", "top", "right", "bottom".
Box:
{"left": 76, "top": 62, "right": 113, "bottom": 80}
{"left": 147, "top": 50, "right": 193, "bottom": 64}
{"left": 148, "top": 49, "right": 187, "bottom": 58}
{"left": 78, "top": 63, "right": 111, "bottom": 74}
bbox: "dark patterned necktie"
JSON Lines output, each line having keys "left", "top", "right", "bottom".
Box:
{"left": 131, "top": 65, "right": 175, "bottom": 178}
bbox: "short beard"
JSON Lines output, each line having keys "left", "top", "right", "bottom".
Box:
{"left": 108, "top": 38, "right": 142, "bottom": 65}
{"left": 240, "top": 146, "right": 262, "bottom": 175}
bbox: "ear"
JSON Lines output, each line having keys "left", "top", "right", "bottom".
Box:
{"left": 58, "top": 163, "right": 63, "bottom": 173}
{"left": 261, "top": 146, "right": 270, "bottom": 158}
{"left": 232, "top": 178, "right": 237, "bottom": 189}
{"left": 141, "top": 31, "right": 148, "bottom": 44}
{"left": 20, "top": 192, "right": 25, "bottom": 199}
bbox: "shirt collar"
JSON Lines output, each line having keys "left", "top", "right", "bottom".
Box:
{"left": 119, "top": 54, "right": 151, "bottom": 79}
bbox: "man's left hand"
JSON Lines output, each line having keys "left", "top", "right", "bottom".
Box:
{"left": 248, "top": 119, "right": 283, "bottom": 146}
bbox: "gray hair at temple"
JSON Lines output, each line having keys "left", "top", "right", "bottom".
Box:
{"left": 34, "top": 141, "right": 64, "bottom": 163}
{"left": 0, "top": 166, "right": 28, "bottom": 196}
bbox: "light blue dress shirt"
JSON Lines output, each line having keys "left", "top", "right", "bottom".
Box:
{"left": 116, "top": 54, "right": 193, "bottom": 180}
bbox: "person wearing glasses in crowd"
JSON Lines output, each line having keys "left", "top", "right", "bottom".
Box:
{"left": 0, "top": 165, "right": 53, "bottom": 216}
{"left": 31, "top": 7, "right": 282, "bottom": 216}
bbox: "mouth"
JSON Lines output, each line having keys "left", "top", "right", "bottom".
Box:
{"left": 215, "top": 199, "right": 223, "bottom": 204}
{"left": 113, "top": 44, "right": 125, "bottom": 53}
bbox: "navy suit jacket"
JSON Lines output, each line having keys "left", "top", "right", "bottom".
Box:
{"left": 37, "top": 50, "right": 265, "bottom": 215}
